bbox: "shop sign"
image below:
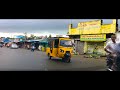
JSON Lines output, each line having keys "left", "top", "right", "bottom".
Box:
{"left": 80, "top": 34, "right": 106, "bottom": 41}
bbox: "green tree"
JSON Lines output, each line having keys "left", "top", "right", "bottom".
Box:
{"left": 34, "top": 36, "right": 37, "bottom": 40}
{"left": 24, "top": 32, "right": 27, "bottom": 40}
{"left": 44, "top": 35, "right": 47, "bottom": 38}
{"left": 48, "top": 34, "right": 52, "bottom": 38}
{"left": 30, "top": 34, "right": 35, "bottom": 39}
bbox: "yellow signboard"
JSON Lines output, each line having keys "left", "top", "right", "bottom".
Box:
{"left": 80, "top": 34, "right": 106, "bottom": 41}
{"left": 78, "top": 20, "right": 101, "bottom": 34}
{"left": 112, "top": 19, "right": 116, "bottom": 24}
{"left": 69, "top": 19, "right": 116, "bottom": 35}
{"left": 101, "top": 24, "right": 116, "bottom": 33}
{"left": 69, "top": 28, "right": 79, "bottom": 35}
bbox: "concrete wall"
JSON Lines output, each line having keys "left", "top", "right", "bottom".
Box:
{"left": 74, "top": 40, "right": 84, "bottom": 54}
{"left": 86, "top": 42, "right": 106, "bottom": 56}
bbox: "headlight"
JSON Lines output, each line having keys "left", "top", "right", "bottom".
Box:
{"left": 60, "top": 49, "right": 64, "bottom": 53}
{"left": 66, "top": 53, "right": 69, "bottom": 55}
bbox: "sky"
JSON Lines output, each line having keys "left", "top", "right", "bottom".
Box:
{"left": 0, "top": 19, "right": 119, "bottom": 36}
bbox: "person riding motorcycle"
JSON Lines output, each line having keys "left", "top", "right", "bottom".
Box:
{"left": 112, "top": 43, "right": 120, "bottom": 71}
{"left": 31, "top": 42, "right": 35, "bottom": 52}
{"left": 104, "top": 34, "right": 119, "bottom": 71}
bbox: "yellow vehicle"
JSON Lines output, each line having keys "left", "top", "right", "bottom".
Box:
{"left": 46, "top": 37, "right": 73, "bottom": 63}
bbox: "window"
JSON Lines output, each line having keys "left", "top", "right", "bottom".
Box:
{"left": 60, "top": 40, "right": 73, "bottom": 47}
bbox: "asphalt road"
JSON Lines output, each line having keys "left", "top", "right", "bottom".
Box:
{"left": 0, "top": 47, "right": 107, "bottom": 71}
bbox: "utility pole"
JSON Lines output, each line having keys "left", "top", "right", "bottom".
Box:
{"left": 116, "top": 19, "right": 118, "bottom": 31}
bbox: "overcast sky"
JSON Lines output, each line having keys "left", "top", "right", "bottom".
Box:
{"left": 0, "top": 19, "right": 119, "bottom": 35}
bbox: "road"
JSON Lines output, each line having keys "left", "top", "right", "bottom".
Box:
{"left": 0, "top": 47, "right": 107, "bottom": 71}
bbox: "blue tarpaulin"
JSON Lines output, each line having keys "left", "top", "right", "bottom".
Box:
{"left": 39, "top": 38, "right": 48, "bottom": 44}
{"left": 3, "top": 38, "right": 11, "bottom": 43}
{"left": 14, "top": 35, "right": 25, "bottom": 39}
{"left": 27, "top": 40, "right": 40, "bottom": 42}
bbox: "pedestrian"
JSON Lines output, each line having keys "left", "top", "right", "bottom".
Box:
{"left": 104, "top": 34, "right": 118, "bottom": 71}
{"left": 7, "top": 43, "right": 10, "bottom": 48}
{"left": 27, "top": 44, "right": 30, "bottom": 49}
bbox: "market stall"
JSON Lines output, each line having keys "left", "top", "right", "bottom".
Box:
{"left": 39, "top": 38, "right": 48, "bottom": 52}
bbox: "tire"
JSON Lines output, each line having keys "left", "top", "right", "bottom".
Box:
{"left": 62, "top": 58, "right": 65, "bottom": 62}
{"left": 62, "top": 58, "right": 71, "bottom": 63}
{"left": 66, "top": 58, "right": 71, "bottom": 63}
{"left": 48, "top": 53, "right": 52, "bottom": 60}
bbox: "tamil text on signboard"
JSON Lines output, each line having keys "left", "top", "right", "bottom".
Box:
{"left": 80, "top": 34, "right": 106, "bottom": 41}
{"left": 77, "top": 20, "right": 101, "bottom": 34}
{"left": 101, "top": 24, "right": 116, "bottom": 33}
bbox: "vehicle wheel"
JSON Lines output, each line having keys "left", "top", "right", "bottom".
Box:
{"left": 62, "top": 58, "right": 65, "bottom": 62}
{"left": 48, "top": 53, "right": 52, "bottom": 60}
{"left": 66, "top": 58, "right": 71, "bottom": 63}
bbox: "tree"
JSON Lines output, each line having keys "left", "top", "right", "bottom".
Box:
{"left": 44, "top": 35, "right": 47, "bottom": 39}
{"left": 24, "top": 32, "right": 27, "bottom": 40}
{"left": 30, "top": 34, "right": 35, "bottom": 39}
{"left": 34, "top": 36, "right": 37, "bottom": 40}
{"left": 48, "top": 34, "right": 52, "bottom": 38}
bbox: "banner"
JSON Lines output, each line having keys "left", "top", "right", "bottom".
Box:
{"left": 70, "top": 28, "right": 79, "bottom": 35}
{"left": 80, "top": 34, "right": 106, "bottom": 41}
{"left": 69, "top": 20, "right": 116, "bottom": 35}
{"left": 77, "top": 20, "right": 101, "bottom": 34}
{"left": 101, "top": 24, "right": 116, "bottom": 33}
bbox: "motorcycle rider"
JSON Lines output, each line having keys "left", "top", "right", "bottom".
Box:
{"left": 31, "top": 42, "right": 35, "bottom": 52}
{"left": 104, "top": 34, "right": 118, "bottom": 71}
{"left": 112, "top": 43, "right": 120, "bottom": 71}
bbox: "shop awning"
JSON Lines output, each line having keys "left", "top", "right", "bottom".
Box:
{"left": 14, "top": 35, "right": 25, "bottom": 39}
{"left": 39, "top": 38, "right": 48, "bottom": 44}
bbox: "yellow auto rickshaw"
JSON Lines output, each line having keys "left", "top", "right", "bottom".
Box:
{"left": 46, "top": 37, "right": 73, "bottom": 63}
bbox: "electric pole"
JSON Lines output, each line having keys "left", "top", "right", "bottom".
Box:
{"left": 116, "top": 19, "right": 118, "bottom": 31}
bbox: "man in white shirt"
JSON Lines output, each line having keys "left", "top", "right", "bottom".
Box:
{"left": 105, "top": 34, "right": 118, "bottom": 54}
{"left": 104, "top": 34, "right": 118, "bottom": 70}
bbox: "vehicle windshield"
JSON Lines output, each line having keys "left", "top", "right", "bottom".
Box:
{"left": 60, "top": 40, "right": 73, "bottom": 47}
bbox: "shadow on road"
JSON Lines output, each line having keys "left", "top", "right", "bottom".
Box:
{"left": 50, "top": 58, "right": 63, "bottom": 62}
{"left": 70, "top": 66, "right": 106, "bottom": 71}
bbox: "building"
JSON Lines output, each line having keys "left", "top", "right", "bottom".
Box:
{"left": 67, "top": 19, "right": 118, "bottom": 56}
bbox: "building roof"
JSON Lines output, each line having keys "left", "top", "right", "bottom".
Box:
{"left": 3, "top": 38, "right": 11, "bottom": 43}
{"left": 39, "top": 38, "right": 48, "bottom": 43}
{"left": 14, "top": 35, "right": 25, "bottom": 39}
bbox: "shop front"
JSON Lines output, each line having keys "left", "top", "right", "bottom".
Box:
{"left": 39, "top": 38, "right": 48, "bottom": 52}
{"left": 80, "top": 34, "right": 106, "bottom": 56}
{"left": 68, "top": 19, "right": 117, "bottom": 56}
